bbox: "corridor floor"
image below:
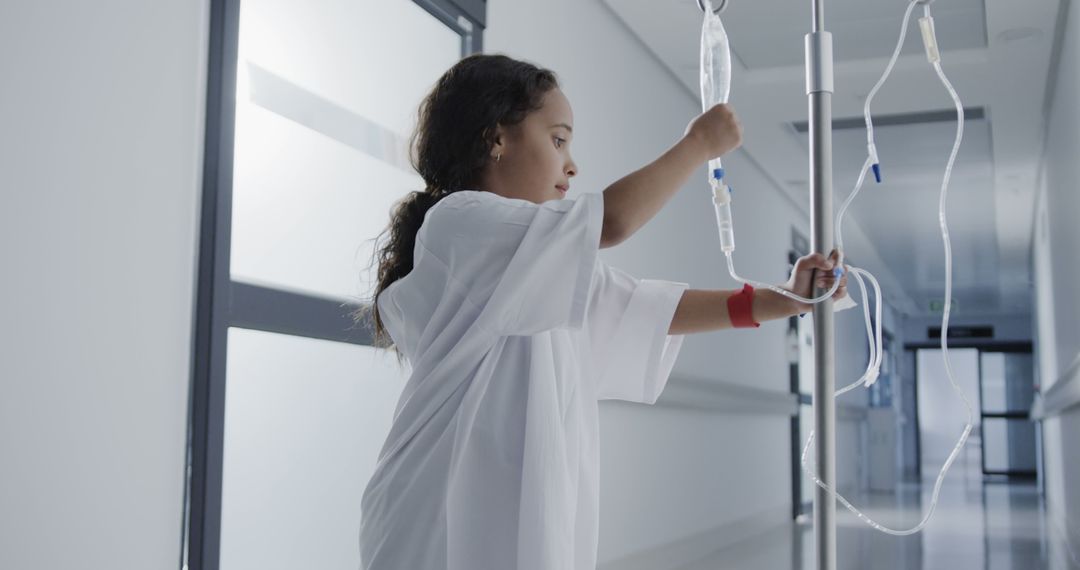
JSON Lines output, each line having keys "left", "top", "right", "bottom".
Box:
{"left": 677, "top": 465, "right": 1079, "bottom": 569}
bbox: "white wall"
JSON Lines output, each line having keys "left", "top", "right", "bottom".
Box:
{"left": 1033, "top": 0, "right": 1080, "bottom": 558}
{"left": 0, "top": 2, "right": 209, "bottom": 569}
{"left": 485, "top": 0, "right": 881, "bottom": 565}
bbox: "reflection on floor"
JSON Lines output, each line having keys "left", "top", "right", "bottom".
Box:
{"left": 677, "top": 464, "right": 1080, "bottom": 570}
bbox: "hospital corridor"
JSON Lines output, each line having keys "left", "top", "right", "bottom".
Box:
{"left": 3, "top": 0, "right": 1080, "bottom": 569}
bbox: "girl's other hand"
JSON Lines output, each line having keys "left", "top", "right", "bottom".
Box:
{"left": 685, "top": 103, "right": 743, "bottom": 161}
{"left": 783, "top": 249, "right": 849, "bottom": 316}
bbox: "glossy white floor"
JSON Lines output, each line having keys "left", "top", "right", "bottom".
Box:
{"left": 676, "top": 459, "right": 1080, "bottom": 570}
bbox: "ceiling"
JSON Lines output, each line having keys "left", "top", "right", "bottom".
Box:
{"left": 602, "top": 0, "right": 1063, "bottom": 318}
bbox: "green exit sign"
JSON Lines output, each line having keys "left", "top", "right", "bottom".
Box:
{"left": 929, "top": 299, "right": 958, "bottom": 313}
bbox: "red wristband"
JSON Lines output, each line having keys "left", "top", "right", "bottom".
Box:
{"left": 727, "top": 283, "right": 761, "bottom": 328}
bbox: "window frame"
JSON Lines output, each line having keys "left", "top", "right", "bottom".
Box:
{"left": 183, "top": 2, "right": 483, "bottom": 568}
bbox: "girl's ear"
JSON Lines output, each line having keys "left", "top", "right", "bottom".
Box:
{"left": 489, "top": 124, "right": 507, "bottom": 159}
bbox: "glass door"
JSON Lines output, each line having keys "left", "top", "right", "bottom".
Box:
{"left": 978, "top": 350, "right": 1036, "bottom": 477}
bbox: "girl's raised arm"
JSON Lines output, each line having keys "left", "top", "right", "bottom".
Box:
{"left": 601, "top": 103, "right": 741, "bottom": 247}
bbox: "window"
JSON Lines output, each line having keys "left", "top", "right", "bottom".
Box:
{"left": 186, "top": 2, "right": 484, "bottom": 568}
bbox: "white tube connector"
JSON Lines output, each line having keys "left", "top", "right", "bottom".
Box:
{"left": 712, "top": 185, "right": 735, "bottom": 252}
{"left": 919, "top": 16, "right": 941, "bottom": 63}
{"left": 867, "top": 143, "right": 882, "bottom": 183}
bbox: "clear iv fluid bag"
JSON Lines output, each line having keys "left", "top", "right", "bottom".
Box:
{"left": 699, "top": 5, "right": 731, "bottom": 109}
{"left": 700, "top": 4, "right": 731, "bottom": 179}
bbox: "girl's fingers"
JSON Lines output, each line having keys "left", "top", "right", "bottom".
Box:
{"left": 801, "top": 252, "right": 833, "bottom": 271}
{"left": 817, "top": 277, "right": 848, "bottom": 291}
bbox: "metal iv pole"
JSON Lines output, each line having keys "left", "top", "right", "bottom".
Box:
{"left": 806, "top": 0, "right": 837, "bottom": 568}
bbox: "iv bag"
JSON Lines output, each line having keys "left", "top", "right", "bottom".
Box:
{"left": 700, "top": 1, "right": 732, "bottom": 181}
{"left": 699, "top": 3, "right": 731, "bottom": 111}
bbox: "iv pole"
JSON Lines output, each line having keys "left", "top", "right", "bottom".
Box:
{"left": 698, "top": 0, "right": 837, "bottom": 568}
{"left": 806, "top": 0, "right": 837, "bottom": 568}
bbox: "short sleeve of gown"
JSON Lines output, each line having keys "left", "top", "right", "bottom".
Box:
{"left": 584, "top": 261, "right": 689, "bottom": 405}
{"left": 419, "top": 190, "right": 604, "bottom": 336}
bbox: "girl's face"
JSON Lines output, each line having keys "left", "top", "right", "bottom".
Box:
{"left": 481, "top": 88, "right": 579, "bottom": 204}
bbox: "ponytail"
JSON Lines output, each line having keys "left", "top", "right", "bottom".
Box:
{"left": 353, "top": 188, "right": 451, "bottom": 361}
{"left": 354, "top": 54, "right": 559, "bottom": 363}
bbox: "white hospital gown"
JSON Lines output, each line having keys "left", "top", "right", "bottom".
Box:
{"left": 359, "top": 190, "right": 688, "bottom": 570}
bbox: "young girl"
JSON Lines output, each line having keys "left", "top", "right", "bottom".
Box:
{"left": 357, "top": 53, "right": 846, "bottom": 570}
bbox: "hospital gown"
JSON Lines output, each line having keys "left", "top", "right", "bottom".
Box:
{"left": 359, "top": 189, "right": 689, "bottom": 570}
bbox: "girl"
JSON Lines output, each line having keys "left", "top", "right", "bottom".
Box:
{"left": 357, "top": 54, "right": 846, "bottom": 570}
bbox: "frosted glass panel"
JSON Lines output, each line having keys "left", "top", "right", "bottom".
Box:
{"left": 980, "top": 352, "right": 1007, "bottom": 412}
{"left": 220, "top": 328, "right": 410, "bottom": 570}
{"left": 979, "top": 352, "right": 1034, "bottom": 413}
{"left": 982, "top": 418, "right": 1037, "bottom": 473}
{"left": 231, "top": 0, "right": 462, "bottom": 302}
{"left": 917, "top": 348, "right": 980, "bottom": 468}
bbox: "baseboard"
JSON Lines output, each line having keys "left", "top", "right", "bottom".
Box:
{"left": 1047, "top": 508, "right": 1080, "bottom": 567}
{"left": 597, "top": 505, "right": 791, "bottom": 570}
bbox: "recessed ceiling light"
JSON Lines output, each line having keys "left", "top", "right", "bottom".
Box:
{"left": 996, "top": 27, "right": 1043, "bottom": 44}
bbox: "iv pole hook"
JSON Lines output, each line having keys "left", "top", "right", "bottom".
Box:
{"left": 696, "top": 0, "right": 728, "bottom": 14}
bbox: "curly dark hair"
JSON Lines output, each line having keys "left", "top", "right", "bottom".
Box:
{"left": 352, "top": 54, "right": 560, "bottom": 363}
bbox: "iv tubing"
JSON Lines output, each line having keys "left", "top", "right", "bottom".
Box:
{"left": 800, "top": 0, "right": 975, "bottom": 536}
{"left": 698, "top": 0, "right": 974, "bottom": 535}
